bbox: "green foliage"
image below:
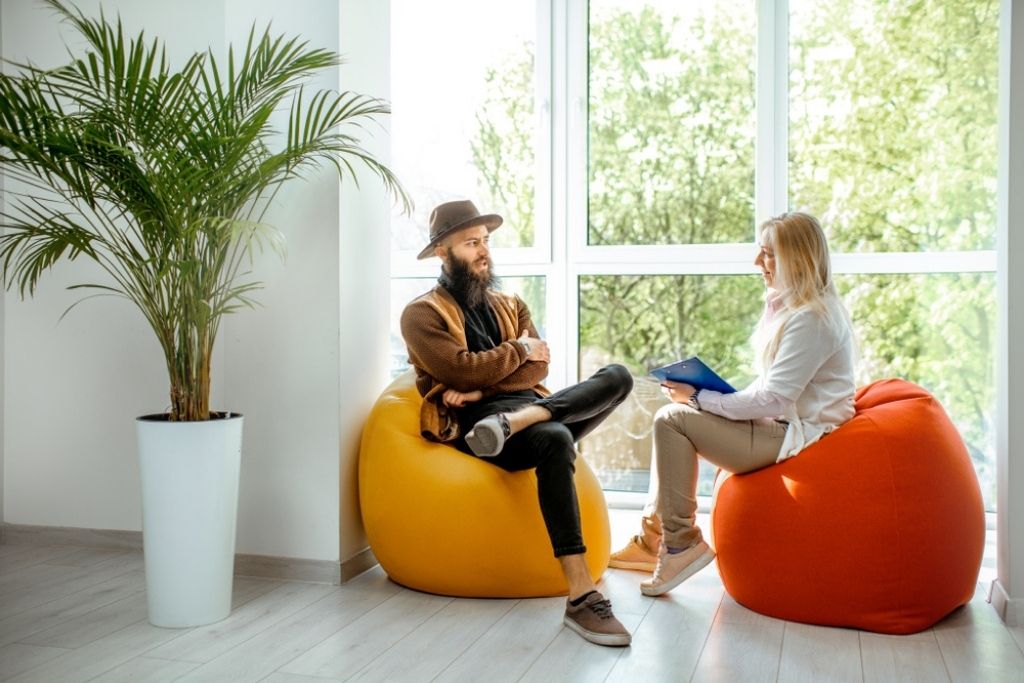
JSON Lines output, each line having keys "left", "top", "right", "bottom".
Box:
{"left": 469, "top": 1, "right": 998, "bottom": 506}
{"left": 588, "top": 4, "right": 756, "bottom": 245}
{"left": 0, "top": 1, "right": 409, "bottom": 420}
{"left": 790, "top": 0, "right": 998, "bottom": 252}
{"left": 470, "top": 49, "right": 535, "bottom": 249}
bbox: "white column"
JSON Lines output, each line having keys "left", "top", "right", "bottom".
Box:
{"left": 338, "top": 0, "right": 393, "bottom": 568}
{"left": 993, "top": 0, "right": 1024, "bottom": 626}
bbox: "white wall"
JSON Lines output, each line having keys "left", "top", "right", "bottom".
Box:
{"left": 995, "top": 0, "right": 1024, "bottom": 623}
{"left": 0, "top": 0, "right": 390, "bottom": 564}
{"left": 0, "top": 2, "right": 5, "bottom": 525}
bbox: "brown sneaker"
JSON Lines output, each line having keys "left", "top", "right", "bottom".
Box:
{"left": 609, "top": 535, "right": 658, "bottom": 572}
{"left": 563, "top": 591, "right": 631, "bottom": 647}
{"left": 639, "top": 540, "right": 715, "bottom": 597}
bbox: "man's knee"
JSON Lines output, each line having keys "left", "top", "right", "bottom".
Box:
{"left": 529, "top": 422, "right": 577, "bottom": 464}
{"left": 601, "top": 363, "right": 634, "bottom": 393}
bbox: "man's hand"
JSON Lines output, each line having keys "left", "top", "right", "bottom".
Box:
{"left": 442, "top": 389, "right": 483, "bottom": 408}
{"left": 661, "top": 380, "right": 696, "bottom": 405}
{"left": 519, "top": 333, "right": 551, "bottom": 363}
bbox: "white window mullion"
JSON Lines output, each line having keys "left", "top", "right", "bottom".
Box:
{"left": 557, "top": 0, "right": 589, "bottom": 389}
{"left": 535, "top": 0, "right": 554, "bottom": 269}
{"left": 756, "top": 0, "right": 789, "bottom": 231}
{"left": 541, "top": 0, "right": 569, "bottom": 391}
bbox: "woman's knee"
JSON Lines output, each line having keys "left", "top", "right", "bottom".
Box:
{"left": 654, "top": 401, "right": 695, "bottom": 428}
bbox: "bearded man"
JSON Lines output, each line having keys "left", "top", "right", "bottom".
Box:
{"left": 400, "top": 199, "right": 635, "bottom": 647}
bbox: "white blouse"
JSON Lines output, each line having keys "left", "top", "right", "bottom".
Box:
{"left": 698, "top": 294, "right": 856, "bottom": 461}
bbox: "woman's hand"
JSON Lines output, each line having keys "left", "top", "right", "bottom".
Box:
{"left": 661, "top": 380, "right": 696, "bottom": 405}
{"left": 442, "top": 389, "right": 483, "bottom": 408}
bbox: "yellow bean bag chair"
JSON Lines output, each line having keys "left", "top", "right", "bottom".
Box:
{"left": 359, "top": 371, "right": 611, "bottom": 597}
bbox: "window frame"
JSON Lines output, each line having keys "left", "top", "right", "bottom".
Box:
{"left": 389, "top": 0, "right": 998, "bottom": 501}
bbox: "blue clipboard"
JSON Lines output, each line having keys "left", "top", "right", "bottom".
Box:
{"left": 649, "top": 356, "right": 736, "bottom": 394}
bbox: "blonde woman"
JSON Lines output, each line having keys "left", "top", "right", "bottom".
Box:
{"left": 611, "top": 212, "right": 857, "bottom": 597}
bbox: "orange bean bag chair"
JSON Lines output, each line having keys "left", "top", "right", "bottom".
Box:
{"left": 358, "top": 371, "right": 611, "bottom": 597}
{"left": 709, "top": 379, "right": 985, "bottom": 635}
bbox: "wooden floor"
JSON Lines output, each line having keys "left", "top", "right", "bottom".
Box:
{"left": 1, "top": 511, "right": 1022, "bottom": 683}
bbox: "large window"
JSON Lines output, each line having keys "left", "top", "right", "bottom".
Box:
{"left": 389, "top": 0, "right": 1000, "bottom": 510}
{"left": 389, "top": 0, "right": 544, "bottom": 254}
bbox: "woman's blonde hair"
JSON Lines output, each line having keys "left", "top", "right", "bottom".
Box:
{"left": 753, "top": 212, "right": 851, "bottom": 370}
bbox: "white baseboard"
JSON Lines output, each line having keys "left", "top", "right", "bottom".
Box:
{"left": 989, "top": 579, "right": 1024, "bottom": 626}
{"left": 1, "top": 523, "right": 377, "bottom": 585}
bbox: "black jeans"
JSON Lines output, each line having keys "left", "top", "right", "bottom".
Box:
{"left": 454, "top": 364, "right": 634, "bottom": 557}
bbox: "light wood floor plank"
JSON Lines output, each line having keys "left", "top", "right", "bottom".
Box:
{"left": 281, "top": 589, "right": 453, "bottom": 680}
{"left": 5, "top": 617, "right": 186, "bottom": 683}
{"left": 0, "top": 534, "right": 1017, "bottom": 683}
{"left": 431, "top": 597, "right": 565, "bottom": 683}
{"left": 145, "top": 581, "right": 335, "bottom": 663}
{"left": 860, "top": 632, "right": 950, "bottom": 683}
{"left": 43, "top": 548, "right": 132, "bottom": 569}
{"left": 86, "top": 656, "right": 201, "bottom": 683}
{"left": 691, "top": 603, "right": 786, "bottom": 683}
{"left": 0, "top": 552, "right": 144, "bottom": 616}
{"left": 0, "top": 642, "right": 72, "bottom": 681}
{"left": 19, "top": 591, "right": 148, "bottom": 649}
{"left": 932, "top": 592, "right": 1024, "bottom": 683}
{"left": 0, "top": 569, "right": 144, "bottom": 648}
{"left": 605, "top": 569, "right": 724, "bottom": 683}
{"left": 4, "top": 575, "right": 280, "bottom": 683}
{"left": 1007, "top": 624, "right": 1024, "bottom": 656}
{"left": 18, "top": 574, "right": 277, "bottom": 650}
{"left": 176, "top": 569, "right": 401, "bottom": 682}
{"left": 0, "top": 546, "right": 84, "bottom": 576}
{"left": 344, "top": 596, "right": 515, "bottom": 682}
{"left": 777, "top": 622, "right": 862, "bottom": 683}
{"left": 0, "top": 563, "right": 80, "bottom": 599}
{"left": 510, "top": 568, "right": 667, "bottom": 683}
{"left": 517, "top": 627, "right": 628, "bottom": 683}
{"left": 261, "top": 673, "right": 342, "bottom": 683}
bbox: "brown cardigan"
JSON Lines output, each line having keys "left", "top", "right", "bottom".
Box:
{"left": 400, "top": 285, "right": 550, "bottom": 442}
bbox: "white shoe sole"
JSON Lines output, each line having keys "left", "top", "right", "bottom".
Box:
{"left": 563, "top": 615, "right": 632, "bottom": 647}
{"left": 640, "top": 549, "right": 715, "bottom": 597}
{"left": 465, "top": 419, "right": 504, "bottom": 457}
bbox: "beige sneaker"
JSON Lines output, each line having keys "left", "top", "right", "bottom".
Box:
{"left": 563, "top": 591, "right": 632, "bottom": 647}
{"left": 609, "top": 535, "right": 658, "bottom": 572}
{"left": 639, "top": 541, "right": 715, "bottom": 597}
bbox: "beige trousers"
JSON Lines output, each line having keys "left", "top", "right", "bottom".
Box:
{"left": 650, "top": 402, "right": 788, "bottom": 550}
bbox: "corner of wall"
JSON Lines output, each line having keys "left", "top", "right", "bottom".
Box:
{"left": 338, "top": 0, "right": 392, "bottom": 565}
{"left": 996, "top": 0, "right": 1024, "bottom": 614}
{"left": 1, "top": 0, "right": 7, "bottom": 526}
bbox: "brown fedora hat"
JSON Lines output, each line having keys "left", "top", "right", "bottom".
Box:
{"left": 417, "top": 199, "right": 503, "bottom": 259}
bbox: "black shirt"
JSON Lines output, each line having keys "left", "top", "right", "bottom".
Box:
{"left": 441, "top": 284, "right": 501, "bottom": 352}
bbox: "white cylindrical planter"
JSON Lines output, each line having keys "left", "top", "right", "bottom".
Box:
{"left": 137, "top": 413, "right": 243, "bottom": 628}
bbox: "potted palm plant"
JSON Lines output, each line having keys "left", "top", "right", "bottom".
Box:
{"left": 0, "top": 1, "right": 409, "bottom": 627}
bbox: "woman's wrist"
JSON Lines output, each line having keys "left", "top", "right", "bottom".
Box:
{"left": 689, "top": 388, "right": 702, "bottom": 410}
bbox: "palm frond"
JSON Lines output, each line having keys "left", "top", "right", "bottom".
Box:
{"left": 0, "top": 0, "right": 410, "bottom": 420}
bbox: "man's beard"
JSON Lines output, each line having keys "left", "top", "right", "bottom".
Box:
{"left": 439, "top": 249, "right": 499, "bottom": 308}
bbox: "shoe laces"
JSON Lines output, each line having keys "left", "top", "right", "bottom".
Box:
{"left": 632, "top": 534, "right": 657, "bottom": 554}
{"left": 496, "top": 413, "right": 511, "bottom": 437}
{"left": 586, "top": 597, "right": 615, "bottom": 620}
